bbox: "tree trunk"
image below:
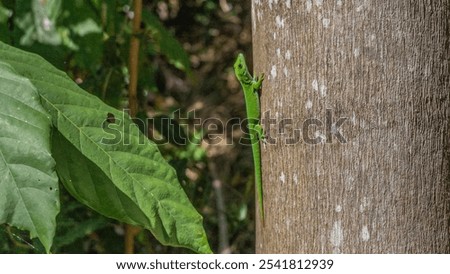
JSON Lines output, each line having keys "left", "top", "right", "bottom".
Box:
{"left": 253, "top": 0, "right": 449, "bottom": 253}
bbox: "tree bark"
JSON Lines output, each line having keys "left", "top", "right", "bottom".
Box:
{"left": 253, "top": 0, "right": 449, "bottom": 253}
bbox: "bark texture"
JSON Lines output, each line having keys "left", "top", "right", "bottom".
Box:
{"left": 253, "top": 0, "right": 449, "bottom": 253}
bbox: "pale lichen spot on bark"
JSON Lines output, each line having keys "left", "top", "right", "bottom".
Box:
{"left": 257, "top": 10, "right": 262, "bottom": 22}
{"left": 276, "top": 48, "right": 281, "bottom": 57}
{"left": 276, "top": 98, "right": 283, "bottom": 109}
{"left": 293, "top": 172, "right": 298, "bottom": 185}
{"left": 271, "top": 65, "right": 277, "bottom": 79}
{"left": 269, "top": 0, "right": 280, "bottom": 10}
{"left": 315, "top": 0, "right": 323, "bottom": 8}
{"left": 337, "top": 0, "right": 343, "bottom": 6}
{"left": 314, "top": 131, "right": 326, "bottom": 143}
{"left": 359, "top": 196, "right": 369, "bottom": 213}
{"left": 330, "top": 123, "right": 342, "bottom": 136}
{"left": 306, "top": 0, "right": 312, "bottom": 12}
{"left": 275, "top": 15, "right": 285, "bottom": 28}
{"left": 286, "top": 0, "right": 292, "bottom": 9}
{"left": 322, "top": 18, "right": 330, "bottom": 28}
{"left": 285, "top": 50, "right": 292, "bottom": 60}
{"left": 312, "top": 79, "right": 327, "bottom": 97}
{"left": 335, "top": 205, "right": 342, "bottom": 212}
{"left": 351, "top": 111, "right": 356, "bottom": 125}
{"left": 283, "top": 66, "right": 289, "bottom": 77}
{"left": 353, "top": 47, "right": 360, "bottom": 57}
{"left": 312, "top": 79, "right": 319, "bottom": 91}
{"left": 319, "top": 83, "right": 327, "bottom": 97}
{"left": 286, "top": 218, "right": 291, "bottom": 228}
{"left": 279, "top": 171, "right": 286, "bottom": 184}
{"left": 330, "top": 221, "right": 343, "bottom": 253}
{"left": 305, "top": 99, "right": 313, "bottom": 109}
{"left": 275, "top": 111, "right": 280, "bottom": 120}
{"left": 361, "top": 225, "right": 370, "bottom": 241}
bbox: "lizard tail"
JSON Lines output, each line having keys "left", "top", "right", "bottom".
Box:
{"left": 253, "top": 141, "right": 264, "bottom": 224}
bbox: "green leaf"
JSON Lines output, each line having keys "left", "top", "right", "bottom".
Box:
{"left": 61, "top": 1, "right": 104, "bottom": 69}
{"left": 53, "top": 201, "right": 109, "bottom": 251}
{"left": 15, "top": 0, "right": 63, "bottom": 46}
{"left": 70, "top": 18, "right": 102, "bottom": 37}
{"left": 152, "top": 114, "right": 188, "bottom": 146}
{"left": 32, "top": 0, "right": 62, "bottom": 45}
{"left": 0, "top": 41, "right": 211, "bottom": 254}
{"left": 143, "top": 11, "right": 191, "bottom": 73}
{"left": 52, "top": 129, "right": 151, "bottom": 228}
{"left": 0, "top": 4, "right": 12, "bottom": 44}
{"left": 0, "top": 60, "right": 59, "bottom": 253}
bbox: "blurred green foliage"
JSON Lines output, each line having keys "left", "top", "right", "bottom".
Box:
{"left": 0, "top": 0, "right": 256, "bottom": 253}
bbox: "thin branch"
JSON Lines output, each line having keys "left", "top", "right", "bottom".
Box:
{"left": 124, "top": 0, "right": 143, "bottom": 254}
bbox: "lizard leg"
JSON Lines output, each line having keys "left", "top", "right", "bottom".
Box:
{"left": 253, "top": 73, "right": 265, "bottom": 91}
{"left": 254, "top": 123, "right": 269, "bottom": 149}
{"left": 248, "top": 122, "right": 264, "bottom": 143}
{"left": 255, "top": 123, "right": 265, "bottom": 142}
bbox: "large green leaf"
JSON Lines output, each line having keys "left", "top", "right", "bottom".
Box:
{"left": 0, "top": 60, "right": 59, "bottom": 253}
{"left": 0, "top": 41, "right": 211, "bottom": 253}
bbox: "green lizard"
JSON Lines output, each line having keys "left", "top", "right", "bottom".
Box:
{"left": 233, "top": 53, "right": 265, "bottom": 222}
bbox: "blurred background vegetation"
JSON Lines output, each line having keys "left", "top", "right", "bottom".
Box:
{"left": 0, "top": 0, "right": 258, "bottom": 253}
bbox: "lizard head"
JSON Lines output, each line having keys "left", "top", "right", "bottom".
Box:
{"left": 233, "top": 53, "right": 248, "bottom": 79}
